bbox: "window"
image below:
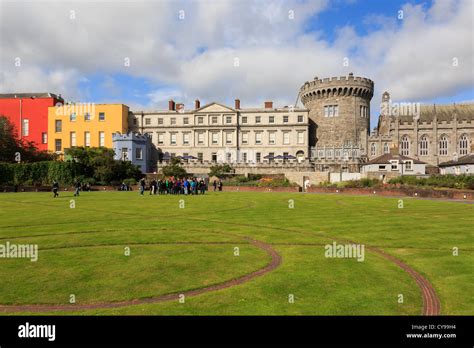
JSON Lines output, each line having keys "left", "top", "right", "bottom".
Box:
{"left": 170, "top": 118, "right": 176, "bottom": 125}
{"left": 283, "top": 115, "right": 289, "bottom": 123}
{"left": 99, "top": 112, "right": 105, "bottom": 121}
{"left": 84, "top": 132, "right": 91, "bottom": 147}
{"left": 383, "top": 142, "right": 389, "bottom": 154}
{"left": 42, "top": 132, "right": 47, "bottom": 144}
{"left": 439, "top": 135, "right": 448, "bottom": 156}
{"left": 55, "top": 139, "right": 62, "bottom": 152}
{"left": 133, "top": 118, "right": 137, "bottom": 125}
{"left": 400, "top": 135, "right": 409, "bottom": 156}
{"left": 197, "top": 132, "right": 204, "bottom": 144}
{"left": 269, "top": 116, "right": 274, "bottom": 123}
{"left": 325, "top": 105, "right": 339, "bottom": 117}
{"left": 170, "top": 133, "right": 177, "bottom": 145}
{"left": 183, "top": 133, "right": 190, "bottom": 145}
{"left": 419, "top": 135, "right": 429, "bottom": 156}
{"left": 158, "top": 118, "right": 163, "bottom": 125}
{"left": 85, "top": 113, "right": 91, "bottom": 121}
{"left": 405, "top": 160, "right": 412, "bottom": 170}
{"left": 297, "top": 115, "right": 304, "bottom": 123}
{"left": 371, "top": 143, "right": 376, "bottom": 156}
{"left": 297, "top": 131, "right": 304, "bottom": 144}
{"left": 256, "top": 152, "right": 261, "bottom": 162}
{"left": 255, "top": 116, "right": 261, "bottom": 124}
{"left": 183, "top": 117, "right": 189, "bottom": 125}
{"left": 226, "top": 116, "right": 232, "bottom": 124}
{"left": 226, "top": 153, "right": 231, "bottom": 162}
{"left": 136, "top": 148, "right": 143, "bottom": 160}
{"left": 197, "top": 117, "right": 204, "bottom": 124}
{"left": 378, "top": 165, "right": 386, "bottom": 171}
{"left": 241, "top": 116, "right": 247, "bottom": 124}
{"left": 70, "top": 113, "right": 76, "bottom": 122}
{"left": 283, "top": 132, "right": 290, "bottom": 145}
{"left": 390, "top": 160, "right": 399, "bottom": 170}
{"left": 22, "top": 119, "right": 29, "bottom": 136}
{"left": 55, "top": 120, "right": 62, "bottom": 132}
{"left": 242, "top": 153, "right": 247, "bottom": 162}
{"left": 226, "top": 132, "right": 232, "bottom": 144}
{"left": 198, "top": 153, "right": 203, "bottom": 162}
{"left": 145, "top": 118, "right": 151, "bottom": 125}
{"left": 99, "top": 132, "right": 105, "bottom": 147}
{"left": 212, "top": 132, "right": 219, "bottom": 145}
{"left": 269, "top": 132, "right": 276, "bottom": 145}
{"left": 70, "top": 132, "right": 76, "bottom": 147}
{"left": 242, "top": 133, "right": 249, "bottom": 145}
{"left": 283, "top": 152, "right": 289, "bottom": 161}
{"left": 212, "top": 116, "right": 218, "bottom": 124}
{"left": 158, "top": 133, "right": 164, "bottom": 145}
{"left": 459, "top": 134, "right": 469, "bottom": 155}
{"left": 269, "top": 152, "right": 275, "bottom": 162}
{"left": 121, "top": 148, "right": 128, "bottom": 161}
{"left": 212, "top": 153, "right": 217, "bottom": 162}
{"left": 255, "top": 132, "right": 262, "bottom": 144}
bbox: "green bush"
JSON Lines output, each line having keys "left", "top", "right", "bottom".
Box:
{"left": 388, "top": 175, "right": 474, "bottom": 190}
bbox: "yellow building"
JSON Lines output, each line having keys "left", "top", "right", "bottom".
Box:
{"left": 48, "top": 104, "right": 129, "bottom": 153}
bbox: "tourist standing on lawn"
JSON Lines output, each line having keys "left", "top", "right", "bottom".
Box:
{"left": 139, "top": 178, "right": 146, "bottom": 195}
{"left": 218, "top": 180, "right": 223, "bottom": 191}
{"left": 74, "top": 180, "right": 81, "bottom": 197}
{"left": 213, "top": 180, "right": 217, "bottom": 192}
{"left": 52, "top": 180, "right": 59, "bottom": 198}
{"left": 199, "top": 179, "right": 206, "bottom": 194}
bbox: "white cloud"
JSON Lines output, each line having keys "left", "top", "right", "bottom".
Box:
{"left": 0, "top": 0, "right": 472, "bottom": 125}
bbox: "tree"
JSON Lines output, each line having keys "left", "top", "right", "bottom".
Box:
{"left": 161, "top": 157, "right": 188, "bottom": 178}
{"left": 0, "top": 115, "right": 54, "bottom": 163}
{"left": 209, "top": 164, "right": 233, "bottom": 178}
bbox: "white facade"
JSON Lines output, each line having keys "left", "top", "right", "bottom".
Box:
{"left": 129, "top": 101, "right": 310, "bottom": 165}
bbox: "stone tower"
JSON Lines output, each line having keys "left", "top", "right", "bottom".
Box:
{"left": 299, "top": 73, "right": 374, "bottom": 155}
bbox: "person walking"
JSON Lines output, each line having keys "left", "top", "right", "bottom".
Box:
{"left": 52, "top": 180, "right": 59, "bottom": 198}
{"left": 74, "top": 180, "right": 81, "bottom": 197}
{"left": 139, "top": 178, "right": 146, "bottom": 195}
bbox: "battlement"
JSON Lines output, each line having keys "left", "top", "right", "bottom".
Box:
{"left": 300, "top": 73, "right": 374, "bottom": 102}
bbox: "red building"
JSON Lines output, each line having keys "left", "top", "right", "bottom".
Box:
{"left": 0, "top": 93, "right": 64, "bottom": 151}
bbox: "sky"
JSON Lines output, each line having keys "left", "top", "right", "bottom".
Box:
{"left": 0, "top": 0, "right": 473, "bottom": 127}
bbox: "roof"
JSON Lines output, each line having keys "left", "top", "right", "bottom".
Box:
{"left": 438, "top": 154, "right": 474, "bottom": 167}
{"left": 390, "top": 103, "right": 474, "bottom": 122}
{"left": 364, "top": 153, "right": 427, "bottom": 165}
{"left": 0, "top": 93, "right": 63, "bottom": 100}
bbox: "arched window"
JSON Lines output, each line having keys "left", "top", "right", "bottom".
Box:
{"left": 370, "top": 143, "right": 376, "bottom": 156}
{"left": 419, "top": 135, "right": 429, "bottom": 156}
{"left": 439, "top": 135, "right": 448, "bottom": 156}
{"left": 459, "top": 134, "right": 469, "bottom": 155}
{"left": 400, "top": 135, "right": 409, "bottom": 156}
{"left": 383, "top": 143, "right": 389, "bottom": 154}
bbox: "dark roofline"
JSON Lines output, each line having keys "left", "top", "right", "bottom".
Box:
{"left": 438, "top": 154, "right": 474, "bottom": 167}
{"left": 0, "top": 93, "right": 63, "bottom": 100}
{"left": 364, "top": 153, "right": 426, "bottom": 165}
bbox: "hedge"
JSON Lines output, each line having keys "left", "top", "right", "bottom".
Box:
{"left": 0, "top": 161, "right": 82, "bottom": 186}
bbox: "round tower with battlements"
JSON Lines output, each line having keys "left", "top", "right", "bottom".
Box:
{"left": 300, "top": 73, "right": 374, "bottom": 155}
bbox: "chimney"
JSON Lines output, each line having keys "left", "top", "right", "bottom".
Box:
{"left": 195, "top": 99, "right": 200, "bottom": 109}
{"left": 234, "top": 99, "right": 240, "bottom": 109}
{"left": 264, "top": 101, "right": 273, "bottom": 109}
{"left": 168, "top": 99, "right": 175, "bottom": 111}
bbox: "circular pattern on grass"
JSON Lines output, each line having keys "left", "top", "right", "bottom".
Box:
{"left": 0, "top": 238, "right": 281, "bottom": 313}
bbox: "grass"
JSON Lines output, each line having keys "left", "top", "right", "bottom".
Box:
{"left": 0, "top": 191, "right": 472, "bottom": 315}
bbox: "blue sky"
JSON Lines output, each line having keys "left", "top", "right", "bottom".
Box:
{"left": 1, "top": 0, "right": 472, "bottom": 125}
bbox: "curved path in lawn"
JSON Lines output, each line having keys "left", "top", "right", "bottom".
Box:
{"left": 0, "top": 237, "right": 281, "bottom": 313}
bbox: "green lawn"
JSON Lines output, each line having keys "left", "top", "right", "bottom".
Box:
{"left": 0, "top": 191, "right": 472, "bottom": 315}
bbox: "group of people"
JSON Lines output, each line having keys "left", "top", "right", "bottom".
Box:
{"left": 138, "top": 177, "right": 222, "bottom": 196}
{"left": 51, "top": 177, "right": 224, "bottom": 197}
